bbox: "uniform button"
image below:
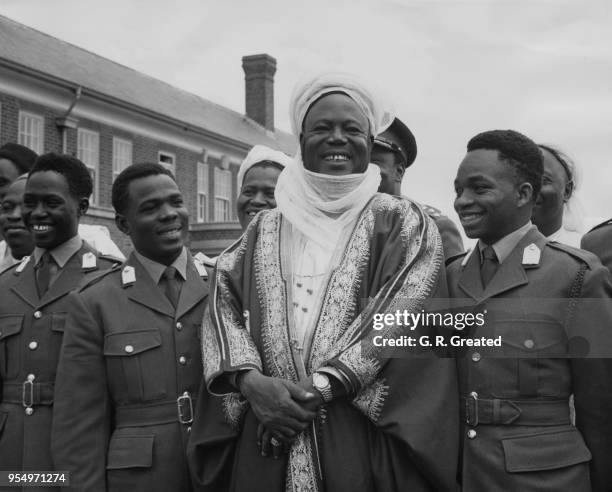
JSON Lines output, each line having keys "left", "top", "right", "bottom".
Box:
{"left": 179, "top": 356, "right": 187, "bottom": 365}
{"left": 27, "top": 374, "right": 35, "bottom": 381}
{"left": 28, "top": 341, "right": 38, "bottom": 350}
{"left": 470, "top": 391, "right": 478, "bottom": 399}
{"left": 524, "top": 339, "right": 534, "bottom": 349}
{"left": 176, "top": 322, "right": 182, "bottom": 331}
{"left": 124, "top": 345, "right": 134, "bottom": 353}
{"left": 25, "top": 407, "right": 34, "bottom": 416}
{"left": 34, "top": 311, "right": 42, "bottom": 319}
{"left": 471, "top": 352, "right": 481, "bottom": 362}
{"left": 467, "top": 429, "right": 477, "bottom": 439}
{"left": 187, "top": 426, "right": 191, "bottom": 433}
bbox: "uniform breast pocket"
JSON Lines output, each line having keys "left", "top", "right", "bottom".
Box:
{"left": 104, "top": 330, "right": 166, "bottom": 402}
{"left": 496, "top": 320, "right": 567, "bottom": 357}
{"left": 494, "top": 320, "right": 568, "bottom": 397}
{"left": 0, "top": 314, "right": 24, "bottom": 379}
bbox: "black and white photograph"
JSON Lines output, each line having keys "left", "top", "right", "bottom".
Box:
{"left": 0, "top": 1, "right": 611, "bottom": 491}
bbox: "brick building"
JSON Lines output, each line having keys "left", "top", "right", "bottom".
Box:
{"left": 0, "top": 15, "right": 295, "bottom": 254}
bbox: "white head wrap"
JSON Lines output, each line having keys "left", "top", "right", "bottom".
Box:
{"left": 540, "top": 145, "right": 586, "bottom": 236}
{"left": 289, "top": 71, "right": 393, "bottom": 137}
{"left": 275, "top": 72, "right": 389, "bottom": 251}
{"left": 237, "top": 145, "right": 292, "bottom": 190}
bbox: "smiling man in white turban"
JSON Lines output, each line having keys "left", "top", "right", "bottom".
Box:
{"left": 236, "top": 145, "right": 292, "bottom": 230}
{"left": 188, "top": 72, "right": 459, "bottom": 492}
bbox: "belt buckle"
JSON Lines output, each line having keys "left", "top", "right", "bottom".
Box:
{"left": 177, "top": 391, "right": 193, "bottom": 424}
{"left": 22, "top": 375, "right": 35, "bottom": 409}
{"left": 465, "top": 391, "right": 479, "bottom": 427}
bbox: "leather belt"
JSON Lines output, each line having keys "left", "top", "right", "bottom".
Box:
{"left": 462, "top": 395, "right": 570, "bottom": 427}
{"left": 115, "top": 392, "right": 195, "bottom": 427}
{"left": 1, "top": 381, "right": 54, "bottom": 406}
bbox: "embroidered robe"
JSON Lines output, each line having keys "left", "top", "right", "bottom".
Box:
{"left": 189, "top": 194, "right": 460, "bottom": 492}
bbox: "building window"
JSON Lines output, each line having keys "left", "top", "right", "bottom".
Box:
{"left": 197, "top": 162, "right": 209, "bottom": 222}
{"left": 77, "top": 129, "right": 100, "bottom": 205}
{"left": 158, "top": 151, "right": 175, "bottom": 174}
{"left": 113, "top": 137, "right": 132, "bottom": 179}
{"left": 214, "top": 167, "right": 231, "bottom": 222}
{"left": 18, "top": 111, "right": 44, "bottom": 154}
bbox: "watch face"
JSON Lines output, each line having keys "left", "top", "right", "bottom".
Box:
{"left": 313, "top": 372, "right": 329, "bottom": 388}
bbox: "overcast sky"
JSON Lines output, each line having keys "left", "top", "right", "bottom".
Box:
{"left": 3, "top": 0, "right": 611, "bottom": 228}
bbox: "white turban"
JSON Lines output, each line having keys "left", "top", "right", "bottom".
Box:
{"left": 289, "top": 71, "right": 393, "bottom": 137}
{"left": 237, "top": 145, "right": 292, "bottom": 190}
{"left": 275, "top": 72, "right": 388, "bottom": 252}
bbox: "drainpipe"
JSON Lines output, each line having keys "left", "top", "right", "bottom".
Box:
{"left": 55, "top": 86, "right": 82, "bottom": 153}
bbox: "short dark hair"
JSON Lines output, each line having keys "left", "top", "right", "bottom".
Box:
{"left": 467, "top": 129, "right": 543, "bottom": 198}
{"left": 538, "top": 144, "right": 576, "bottom": 198}
{"left": 29, "top": 153, "right": 93, "bottom": 199}
{"left": 112, "top": 162, "right": 175, "bottom": 214}
{"left": 0, "top": 143, "right": 38, "bottom": 173}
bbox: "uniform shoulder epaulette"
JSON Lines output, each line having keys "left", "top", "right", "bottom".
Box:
{"left": 445, "top": 250, "right": 468, "bottom": 267}
{"left": 586, "top": 218, "right": 612, "bottom": 234}
{"left": 78, "top": 262, "right": 123, "bottom": 292}
{"left": 194, "top": 251, "right": 217, "bottom": 268}
{"left": 13, "top": 255, "right": 31, "bottom": 274}
{"left": 546, "top": 241, "right": 599, "bottom": 269}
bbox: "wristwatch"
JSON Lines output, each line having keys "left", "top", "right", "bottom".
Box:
{"left": 312, "top": 372, "right": 333, "bottom": 403}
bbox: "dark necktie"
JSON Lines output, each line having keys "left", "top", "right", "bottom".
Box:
{"left": 480, "top": 246, "right": 499, "bottom": 288}
{"left": 36, "top": 251, "right": 55, "bottom": 297}
{"left": 161, "top": 266, "right": 181, "bottom": 308}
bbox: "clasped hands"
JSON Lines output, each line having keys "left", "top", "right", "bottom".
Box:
{"left": 238, "top": 370, "right": 323, "bottom": 459}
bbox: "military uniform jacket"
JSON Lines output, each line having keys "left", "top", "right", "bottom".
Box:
{"left": 0, "top": 243, "right": 119, "bottom": 485}
{"left": 447, "top": 227, "right": 612, "bottom": 492}
{"left": 51, "top": 252, "right": 208, "bottom": 492}
{"left": 581, "top": 218, "right": 612, "bottom": 273}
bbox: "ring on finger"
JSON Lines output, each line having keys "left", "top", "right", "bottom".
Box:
{"left": 270, "top": 437, "right": 282, "bottom": 447}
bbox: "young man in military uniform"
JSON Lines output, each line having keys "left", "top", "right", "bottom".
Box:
{"left": 581, "top": 218, "right": 612, "bottom": 273}
{"left": 371, "top": 117, "right": 464, "bottom": 259}
{"left": 52, "top": 163, "right": 209, "bottom": 492}
{"left": 0, "top": 154, "right": 120, "bottom": 480}
{"left": 448, "top": 130, "right": 612, "bottom": 491}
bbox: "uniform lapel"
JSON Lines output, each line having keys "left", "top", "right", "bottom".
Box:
{"left": 457, "top": 249, "right": 485, "bottom": 301}
{"left": 125, "top": 254, "right": 175, "bottom": 318}
{"left": 481, "top": 228, "right": 545, "bottom": 300}
{"left": 175, "top": 253, "right": 207, "bottom": 320}
{"left": 37, "top": 249, "right": 84, "bottom": 308}
{"left": 10, "top": 259, "right": 39, "bottom": 308}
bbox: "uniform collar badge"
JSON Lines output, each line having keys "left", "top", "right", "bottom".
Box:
{"left": 121, "top": 265, "right": 136, "bottom": 287}
{"left": 82, "top": 252, "right": 97, "bottom": 270}
{"left": 522, "top": 243, "right": 541, "bottom": 265}
{"left": 193, "top": 258, "right": 208, "bottom": 278}
{"left": 15, "top": 255, "right": 31, "bottom": 274}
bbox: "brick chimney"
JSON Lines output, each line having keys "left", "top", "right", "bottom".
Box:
{"left": 242, "top": 54, "right": 276, "bottom": 131}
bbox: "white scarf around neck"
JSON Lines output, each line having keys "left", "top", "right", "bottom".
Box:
{"left": 275, "top": 151, "right": 381, "bottom": 251}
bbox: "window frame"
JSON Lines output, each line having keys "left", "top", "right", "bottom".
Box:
{"left": 18, "top": 111, "right": 45, "bottom": 154}
{"left": 197, "top": 161, "right": 209, "bottom": 222}
{"left": 158, "top": 150, "right": 176, "bottom": 174}
{"left": 112, "top": 137, "right": 133, "bottom": 179}
{"left": 213, "top": 166, "right": 232, "bottom": 222}
{"left": 77, "top": 128, "right": 100, "bottom": 205}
